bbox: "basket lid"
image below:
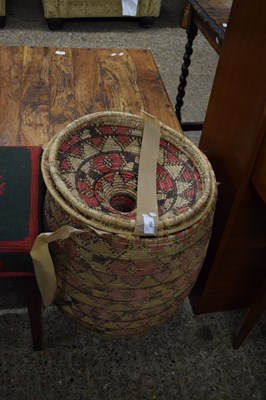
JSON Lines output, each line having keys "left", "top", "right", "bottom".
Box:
{"left": 43, "top": 112, "right": 217, "bottom": 236}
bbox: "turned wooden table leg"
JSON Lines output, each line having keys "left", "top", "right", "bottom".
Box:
{"left": 175, "top": 16, "right": 198, "bottom": 123}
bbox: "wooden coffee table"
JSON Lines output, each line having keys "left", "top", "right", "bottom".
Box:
{"left": 0, "top": 46, "right": 181, "bottom": 146}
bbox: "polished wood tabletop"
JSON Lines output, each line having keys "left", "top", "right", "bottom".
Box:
{"left": 0, "top": 46, "right": 181, "bottom": 146}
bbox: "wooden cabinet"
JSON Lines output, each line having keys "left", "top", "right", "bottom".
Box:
{"left": 189, "top": 0, "right": 266, "bottom": 313}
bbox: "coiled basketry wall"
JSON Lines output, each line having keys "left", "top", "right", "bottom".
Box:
{"left": 42, "top": 112, "right": 217, "bottom": 336}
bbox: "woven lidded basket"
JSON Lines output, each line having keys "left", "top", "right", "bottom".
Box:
{"left": 42, "top": 111, "right": 217, "bottom": 336}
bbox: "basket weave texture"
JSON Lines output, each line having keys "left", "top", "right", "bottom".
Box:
{"left": 42, "top": 112, "right": 217, "bottom": 336}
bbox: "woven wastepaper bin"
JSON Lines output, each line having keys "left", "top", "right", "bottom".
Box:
{"left": 42, "top": 111, "right": 217, "bottom": 336}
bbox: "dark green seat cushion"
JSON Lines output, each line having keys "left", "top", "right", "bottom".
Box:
{"left": 0, "top": 146, "right": 44, "bottom": 276}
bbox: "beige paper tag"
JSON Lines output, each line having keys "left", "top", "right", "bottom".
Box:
{"left": 134, "top": 110, "right": 161, "bottom": 236}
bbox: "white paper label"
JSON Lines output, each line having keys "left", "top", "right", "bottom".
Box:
{"left": 122, "top": 0, "right": 138, "bottom": 16}
{"left": 142, "top": 213, "right": 156, "bottom": 235}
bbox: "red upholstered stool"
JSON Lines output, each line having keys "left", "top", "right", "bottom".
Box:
{"left": 0, "top": 146, "right": 44, "bottom": 350}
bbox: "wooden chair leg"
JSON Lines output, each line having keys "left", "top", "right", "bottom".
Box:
{"left": 233, "top": 278, "right": 266, "bottom": 349}
{"left": 25, "top": 276, "right": 43, "bottom": 351}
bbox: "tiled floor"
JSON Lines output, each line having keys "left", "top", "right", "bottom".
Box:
{"left": 0, "top": 1, "right": 265, "bottom": 399}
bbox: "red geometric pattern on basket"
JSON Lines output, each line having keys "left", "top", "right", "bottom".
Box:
{"left": 44, "top": 190, "right": 214, "bottom": 336}
{"left": 43, "top": 113, "right": 217, "bottom": 336}
{"left": 56, "top": 289, "right": 185, "bottom": 336}
{"left": 55, "top": 125, "right": 203, "bottom": 219}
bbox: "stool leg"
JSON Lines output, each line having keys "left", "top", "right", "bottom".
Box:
{"left": 47, "top": 18, "right": 63, "bottom": 30}
{"left": 25, "top": 277, "right": 43, "bottom": 351}
{"left": 233, "top": 279, "right": 266, "bottom": 349}
{"left": 175, "top": 10, "right": 198, "bottom": 123}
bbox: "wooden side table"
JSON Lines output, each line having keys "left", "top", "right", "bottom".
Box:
{"left": 176, "top": 0, "right": 232, "bottom": 130}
